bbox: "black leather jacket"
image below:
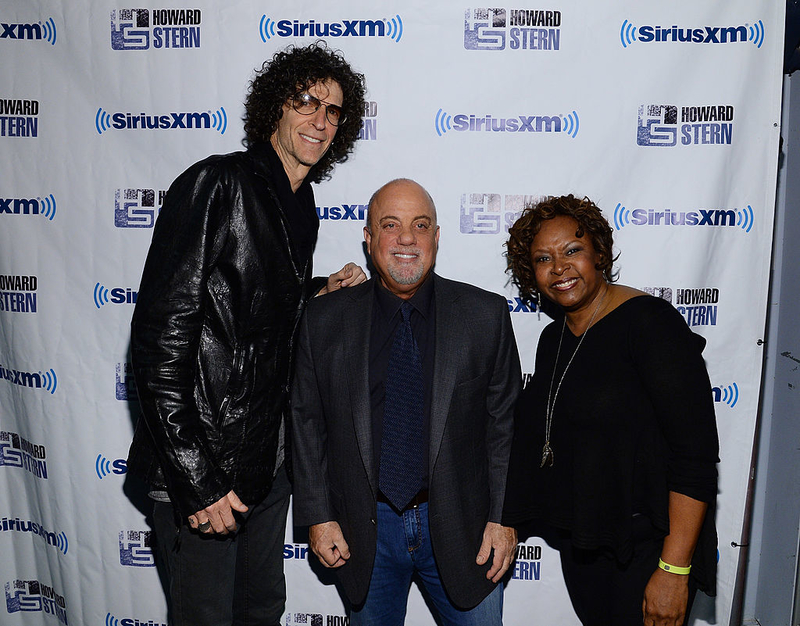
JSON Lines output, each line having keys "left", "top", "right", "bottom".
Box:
{"left": 127, "top": 143, "right": 323, "bottom": 517}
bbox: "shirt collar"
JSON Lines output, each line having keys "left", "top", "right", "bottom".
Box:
{"left": 374, "top": 273, "right": 434, "bottom": 321}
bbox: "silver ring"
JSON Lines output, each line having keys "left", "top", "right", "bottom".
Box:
{"left": 198, "top": 521, "right": 212, "bottom": 532}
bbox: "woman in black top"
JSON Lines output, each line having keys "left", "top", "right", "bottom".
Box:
{"left": 503, "top": 195, "right": 718, "bottom": 626}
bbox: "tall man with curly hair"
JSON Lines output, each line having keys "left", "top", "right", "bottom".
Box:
{"left": 127, "top": 43, "right": 367, "bottom": 626}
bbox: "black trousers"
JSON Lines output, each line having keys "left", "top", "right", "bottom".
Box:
{"left": 557, "top": 516, "right": 698, "bottom": 626}
{"left": 152, "top": 463, "right": 291, "bottom": 626}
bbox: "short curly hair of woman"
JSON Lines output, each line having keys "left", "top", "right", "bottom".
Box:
{"left": 243, "top": 41, "right": 366, "bottom": 183}
{"left": 505, "top": 194, "right": 618, "bottom": 306}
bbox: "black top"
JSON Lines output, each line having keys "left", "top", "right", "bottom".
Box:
{"left": 369, "top": 276, "right": 435, "bottom": 491}
{"left": 503, "top": 295, "right": 719, "bottom": 593}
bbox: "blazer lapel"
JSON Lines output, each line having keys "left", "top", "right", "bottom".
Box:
{"left": 429, "top": 275, "right": 461, "bottom": 475}
{"left": 346, "top": 279, "right": 378, "bottom": 495}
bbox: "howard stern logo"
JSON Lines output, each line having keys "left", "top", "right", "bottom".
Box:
{"left": 512, "top": 542, "right": 542, "bottom": 581}
{"left": 259, "top": 15, "right": 403, "bottom": 43}
{"left": 111, "top": 9, "right": 201, "bottom": 50}
{"left": 358, "top": 101, "right": 378, "bottom": 141}
{"left": 637, "top": 104, "right": 735, "bottom": 147}
{"left": 285, "top": 613, "right": 348, "bottom": 626}
{"left": 96, "top": 454, "right": 127, "bottom": 480}
{"left": 0, "top": 275, "right": 38, "bottom": 314}
{"left": 1, "top": 99, "right": 39, "bottom": 137}
{"left": 116, "top": 363, "right": 138, "bottom": 401}
{"left": 613, "top": 203, "right": 755, "bottom": 233}
{"left": 1, "top": 517, "right": 69, "bottom": 555}
{"left": 105, "top": 612, "right": 166, "bottom": 626}
{"left": 620, "top": 19, "right": 764, "bottom": 49}
{"left": 435, "top": 109, "right": 579, "bottom": 138}
{"left": 0, "top": 364, "right": 57, "bottom": 394}
{"left": 641, "top": 286, "right": 721, "bottom": 327}
{"left": 317, "top": 204, "right": 366, "bottom": 221}
{"left": 0, "top": 195, "right": 57, "bottom": 219}
{"left": 0, "top": 18, "right": 57, "bottom": 45}
{"left": 465, "top": 8, "right": 561, "bottom": 51}
{"left": 96, "top": 107, "right": 227, "bottom": 134}
{"left": 0, "top": 431, "right": 48, "bottom": 479}
{"left": 94, "top": 283, "right": 138, "bottom": 308}
{"left": 115, "top": 188, "right": 166, "bottom": 228}
{"left": 119, "top": 530, "right": 155, "bottom": 567}
{"left": 5, "top": 580, "right": 67, "bottom": 624}
{"left": 461, "top": 192, "right": 544, "bottom": 234}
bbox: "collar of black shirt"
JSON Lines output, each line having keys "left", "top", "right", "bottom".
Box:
{"left": 374, "top": 273, "right": 434, "bottom": 322}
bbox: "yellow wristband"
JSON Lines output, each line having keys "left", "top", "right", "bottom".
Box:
{"left": 658, "top": 558, "right": 691, "bottom": 575}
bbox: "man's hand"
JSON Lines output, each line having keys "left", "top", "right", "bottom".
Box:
{"left": 317, "top": 263, "right": 366, "bottom": 296}
{"left": 187, "top": 490, "right": 248, "bottom": 535}
{"left": 309, "top": 521, "right": 351, "bottom": 568}
{"left": 476, "top": 522, "right": 518, "bottom": 582}
{"left": 642, "top": 567, "right": 690, "bottom": 626}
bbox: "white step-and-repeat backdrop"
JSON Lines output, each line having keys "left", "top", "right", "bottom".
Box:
{"left": 0, "top": 2, "right": 784, "bottom": 625}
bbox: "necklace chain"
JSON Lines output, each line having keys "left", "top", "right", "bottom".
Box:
{"left": 541, "top": 287, "right": 608, "bottom": 468}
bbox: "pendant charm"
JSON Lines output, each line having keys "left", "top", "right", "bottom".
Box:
{"left": 540, "top": 442, "right": 554, "bottom": 468}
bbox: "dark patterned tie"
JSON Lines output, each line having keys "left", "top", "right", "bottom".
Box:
{"left": 379, "top": 301, "right": 425, "bottom": 510}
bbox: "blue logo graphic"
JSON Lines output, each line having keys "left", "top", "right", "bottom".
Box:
{"left": 95, "top": 454, "right": 127, "bottom": 479}
{"left": 114, "top": 188, "right": 164, "bottom": 228}
{"left": 95, "top": 107, "right": 227, "bottom": 134}
{"left": 259, "top": 15, "right": 402, "bottom": 42}
{"left": 0, "top": 517, "right": 68, "bottom": 555}
{"left": 464, "top": 8, "right": 561, "bottom": 51}
{"left": 0, "top": 18, "right": 57, "bottom": 44}
{"left": 57, "top": 533, "right": 67, "bottom": 554}
{"left": 111, "top": 9, "right": 201, "bottom": 51}
{"left": 94, "top": 283, "right": 138, "bottom": 307}
{"left": 106, "top": 613, "right": 166, "bottom": 626}
{"left": 435, "top": 109, "right": 579, "bottom": 137}
{"left": 284, "top": 543, "right": 310, "bottom": 560}
{"left": 5, "top": 580, "right": 67, "bottom": 623}
{"left": 115, "top": 362, "right": 138, "bottom": 401}
{"left": 613, "top": 203, "right": 754, "bottom": 232}
{"left": 460, "top": 192, "right": 542, "bottom": 235}
{"left": 507, "top": 297, "right": 538, "bottom": 313}
{"left": 119, "top": 530, "right": 155, "bottom": 567}
{"left": 0, "top": 195, "right": 56, "bottom": 220}
{"left": 637, "top": 103, "right": 735, "bottom": 147}
{"left": 0, "top": 365, "right": 57, "bottom": 394}
{"left": 713, "top": 382, "right": 739, "bottom": 408}
{"left": 620, "top": 19, "right": 763, "bottom": 48}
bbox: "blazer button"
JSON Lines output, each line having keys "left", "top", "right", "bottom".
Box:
{"left": 370, "top": 518, "right": 376, "bottom": 525}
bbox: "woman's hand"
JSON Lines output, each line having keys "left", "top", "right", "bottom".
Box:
{"left": 642, "top": 567, "right": 689, "bottom": 626}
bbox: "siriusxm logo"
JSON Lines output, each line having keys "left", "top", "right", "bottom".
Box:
{"left": 116, "top": 362, "right": 138, "bottom": 401}
{"left": 613, "top": 203, "right": 754, "bottom": 233}
{"left": 1, "top": 517, "right": 68, "bottom": 555}
{"left": 621, "top": 19, "right": 764, "bottom": 48}
{"left": 119, "top": 530, "right": 155, "bottom": 567}
{"left": 358, "top": 101, "right": 379, "bottom": 141}
{"left": 0, "top": 275, "right": 38, "bottom": 314}
{"left": 507, "top": 297, "right": 538, "bottom": 314}
{"left": 0, "top": 431, "right": 48, "bottom": 479}
{"left": 713, "top": 382, "right": 739, "bottom": 408}
{"left": 0, "top": 18, "right": 57, "bottom": 44}
{"left": 105, "top": 612, "right": 166, "bottom": 626}
{"left": 435, "top": 109, "right": 578, "bottom": 138}
{"left": 284, "top": 543, "right": 310, "bottom": 560}
{"left": 637, "top": 103, "right": 734, "bottom": 147}
{"left": 5, "top": 580, "right": 67, "bottom": 624}
{"left": 512, "top": 543, "right": 542, "bottom": 581}
{"left": 94, "top": 283, "right": 138, "bottom": 308}
{"left": 0, "top": 364, "right": 57, "bottom": 394}
{"left": 111, "top": 9, "right": 201, "bottom": 50}
{"left": 464, "top": 8, "right": 561, "bottom": 51}
{"left": 0, "top": 195, "right": 56, "bottom": 219}
{"left": 259, "top": 15, "right": 403, "bottom": 42}
{"left": 641, "top": 286, "right": 721, "bottom": 327}
{"left": 96, "top": 107, "right": 227, "bottom": 134}
{"left": 461, "top": 192, "right": 543, "bottom": 234}
{"left": 96, "top": 454, "right": 127, "bottom": 480}
{"left": 317, "top": 204, "right": 367, "bottom": 221}
{"left": 0, "top": 98, "right": 39, "bottom": 138}
{"left": 115, "top": 188, "right": 165, "bottom": 228}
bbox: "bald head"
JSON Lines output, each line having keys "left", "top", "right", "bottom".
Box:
{"left": 366, "top": 179, "right": 437, "bottom": 234}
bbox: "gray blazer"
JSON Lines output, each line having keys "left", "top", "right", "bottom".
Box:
{"left": 291, "top": 274, "right": 521, "bottom": 609}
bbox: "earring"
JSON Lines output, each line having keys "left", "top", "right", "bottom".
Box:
{"left": 533, "top": 288, "right": 541, "bottom": 320}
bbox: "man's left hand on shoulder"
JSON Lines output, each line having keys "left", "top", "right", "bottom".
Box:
{"left": 318, "top": 262, "right": 367, "bottom": 296}
{"left": 476, "top": 522, "right": 518, "bottom": 583}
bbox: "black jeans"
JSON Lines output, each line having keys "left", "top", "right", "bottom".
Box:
{"left": 152, "top": 463, "right": 291, "bottom": 626}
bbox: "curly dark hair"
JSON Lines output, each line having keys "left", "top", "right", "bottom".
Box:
{"left": 505, "top": 194, "right": 618, "bottom": 307}
{"left": 243, "top": 41, "right": 366, "bottom": 183}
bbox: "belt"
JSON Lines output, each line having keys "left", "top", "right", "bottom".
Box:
{"left": 377, "top": 489, "right": 429, "bottom": 512}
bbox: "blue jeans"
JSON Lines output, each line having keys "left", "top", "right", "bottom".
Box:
{"left": 152, "top": 463, "right": 291, "bottom": 626}
{"left": 350, "top": 501, "right": 503, "bottom": 626}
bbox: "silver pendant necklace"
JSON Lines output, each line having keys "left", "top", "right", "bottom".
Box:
{"left": 541, "top": 287, "right": 608, "bottom": 468}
